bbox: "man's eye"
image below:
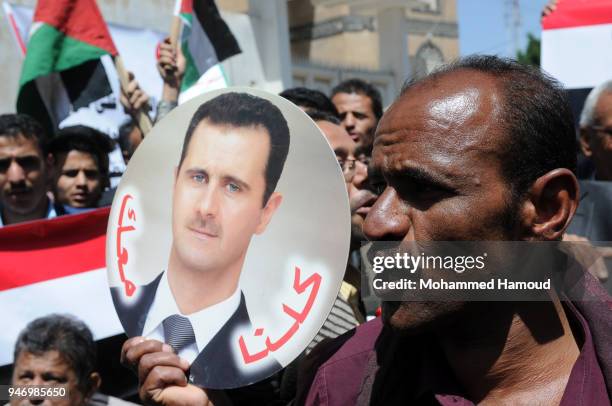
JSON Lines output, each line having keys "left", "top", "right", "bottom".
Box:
{"left": 192, "top": 174, "right": 206, "bottom": 183}
{"left": 227, "top": 183, "right": 240, "bottom": 193}
{"left": 63, "top": 170, "right": 79, "bottom": 177}
{"left": 84, "top": 170, "right": 99, "bottom": 180}
{"left": 17, "top": 373, "right": 33, "bottom": 382}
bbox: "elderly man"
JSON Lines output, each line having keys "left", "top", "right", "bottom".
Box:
{"left": 0, "top": 114, "right": 55, "bottom": 227}
{"left": 9, "top": 314, "right": 135, "bottom": 406}
{"left": 578, "top": 80, "right": 612, "bottom": 181}
{"left": 298, "top": 55, "right": 611, "bottom": 405}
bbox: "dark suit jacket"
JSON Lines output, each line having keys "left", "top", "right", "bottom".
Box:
{"left": 110, "top": 272, "right": 281, "bottom": 389}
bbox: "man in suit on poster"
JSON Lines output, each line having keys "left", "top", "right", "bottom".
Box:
{"left": 111, "top": 92, "right": 290, "bottom": 388}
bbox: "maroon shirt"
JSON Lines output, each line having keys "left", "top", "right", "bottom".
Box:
{"left": 301, "top": 295, "right": 610, "bottom": 406}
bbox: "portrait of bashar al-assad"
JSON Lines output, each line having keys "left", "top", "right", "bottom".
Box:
{"left": 111, "top": 92, "right": 290, "bottom": 388}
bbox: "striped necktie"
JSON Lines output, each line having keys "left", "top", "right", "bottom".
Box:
{"left": 162, "top": 314, "right": 196, "bottom": 352}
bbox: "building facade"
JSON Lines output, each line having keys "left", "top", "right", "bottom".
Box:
{"left": 0, "top": 0, "right": 458, "bottom": 113}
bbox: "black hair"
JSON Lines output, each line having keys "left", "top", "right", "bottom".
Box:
{"left": 0, "top": 114, "right": 46, "bottom": 153}
{"left": 307, "top": 109, "right": 342, "bottom": 125}
{"left": 279, "top": 87, "right": 339, "bottom": 117}
{"left": 400, "top": 55, "right": 577, "bottom": 201}
{"left": 331, "top": 79, "right": 383, "bottom": 120}
{"left": 13, "top": 314, "right": 97, "bottom": 394}
{"left": 180, "top": 92, "right": 291, "bottom": 205}
{"left": 47, "top": 126, "right": 114, "bottom": 180}
{"left": 118, "top": 120, "right": 136, "bottom": 153}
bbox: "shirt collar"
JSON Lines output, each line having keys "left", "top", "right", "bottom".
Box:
{"left": 143, "top": 271, "right": 241, "bottom": 352}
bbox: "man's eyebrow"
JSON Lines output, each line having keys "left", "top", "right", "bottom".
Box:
{"left": 185, "top": 167, "right": 208, "bottom": 176}
{"left": 384, "top": 165, "right": 456, "bottom": 189}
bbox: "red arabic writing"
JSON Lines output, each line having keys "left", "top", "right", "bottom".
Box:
{"left": 238, "top": 266, "right": 321, "bottom": 364}
{"left": 116, "top": 194, "right": 137, "bottom": 297}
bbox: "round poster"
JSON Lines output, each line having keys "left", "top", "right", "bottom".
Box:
{"left": 106, "top": 88, "right": 350, "bottom": 389}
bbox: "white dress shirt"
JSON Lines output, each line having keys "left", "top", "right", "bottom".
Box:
{"left": 142, "top": 271, "right": 241, "bottom": 363}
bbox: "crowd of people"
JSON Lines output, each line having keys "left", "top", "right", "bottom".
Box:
{"left": 1, "top": 25, "right": 611, "bottom": 406}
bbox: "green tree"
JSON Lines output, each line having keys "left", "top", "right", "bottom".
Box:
{"left": 516, "top": 33, "right": 541, "bottom": 66}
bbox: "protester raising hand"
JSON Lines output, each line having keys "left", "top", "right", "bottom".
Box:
{"left": 120, "top": 71, "right": 151, "bottom": 115}
{"left": 157, "top": 37, "right": 186, "bottom": 99}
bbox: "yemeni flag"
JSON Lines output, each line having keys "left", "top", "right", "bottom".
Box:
{"left": 541, "top": 0, "right": 612, "bottom": 119}
{"left": 175, "top": 0, "right": 241, "bottom": 102}
{"left": 16, "top": 0, "right": 118, "bottom": 135}
{"left": 0, "top": 208, "right": 122, "bottom": 366}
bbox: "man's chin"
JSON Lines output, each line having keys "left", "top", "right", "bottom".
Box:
{"left": 381, "top": 300, "right": 464, "bottom": 336}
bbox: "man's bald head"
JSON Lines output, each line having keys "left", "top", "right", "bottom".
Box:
{"left": 396, "top": 56, "right": 576, "bottom": 201}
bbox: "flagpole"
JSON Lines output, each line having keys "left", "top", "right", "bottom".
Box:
{"left": 169, "top": 15, "right": 182, "bottom": 51}
{"left": 114, "top": 56, "right": 153, "bottom": 135}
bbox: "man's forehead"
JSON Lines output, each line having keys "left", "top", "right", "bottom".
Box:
{"left": 373, "top": 71, "right": 503, "bottom": 176}
{"left": 318, "top": 121, "right": 355, "bottom": 148}
{"left": 16, "top": 350, "right": 69, "bottom": 368}
{"left": 0, "top": 134, "right": 42, "bottom": 156}
{"left": 184, "top": 120, "right": 270, "bottom": 176}
{"left": 60, "top": 150, "right": 99, "bottom": 168}
{"left": 334, "top": 92, "right": 373, "bottom": 111}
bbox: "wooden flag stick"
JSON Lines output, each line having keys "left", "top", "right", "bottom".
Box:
{"left": 169, "top": 15, "right": 182, "bottom": 51}
{"left": 114, "top": 55, "right": 153, "bottom": 135}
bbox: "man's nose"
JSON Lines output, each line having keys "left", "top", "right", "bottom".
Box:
{"left": 198, "top": 185, "right": 220, "bottom": 217}
{"left": 363, "top": 187, "right": 410, "bottom": 241}
{"left": 352, "top": 161, "right": 368, "bottom": 189}
{"left": 344, "top": 113, "right": 356, "bottom": 128}
{"left": 75, "top": 170, "right": 88, "bottom": 187}
{"left": 7, "top": 159, "right": 26, "bottom": 183}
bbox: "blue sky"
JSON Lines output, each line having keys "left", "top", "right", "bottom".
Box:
{"left": 458, "top": 0, "right": 550, "bottom": 57}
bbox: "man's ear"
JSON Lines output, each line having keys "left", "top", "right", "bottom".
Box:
{"left": 84, "top": 372, "right": 101, "bottom": 401}
{"left": 523, "top": 168, "right": 579, "bottom": 240}
{"left": 579, "top": 127, "right": 592, "bottom": 157}
{"left": 256, "top": 192, "right": 283, "bottom": 235}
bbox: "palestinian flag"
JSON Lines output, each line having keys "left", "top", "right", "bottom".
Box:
{"left": 0, "top": 208, "right": 123, "bottom": 366}
{"left": 175, "top": 0, "right": 241, "bottom": 95}
{"left": 16, "top": 0, "right": 118, "bottom": 135}
{"left": 541, "top": 0, "right": 612, "bottom": 119}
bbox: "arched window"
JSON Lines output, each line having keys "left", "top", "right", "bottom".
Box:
{"left": 414, "top": 41, "right": 444, "bottom": 78}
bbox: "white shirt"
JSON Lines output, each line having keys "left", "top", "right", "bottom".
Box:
{"left": 142, "top": 271, "right": 241, "bottom": 363}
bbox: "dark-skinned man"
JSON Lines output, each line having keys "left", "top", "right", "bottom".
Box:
{"left": 299, "top": 55, "right": 611, "bottom": 405}
{"left": 120, "top": 56, "right": 611, "bottom": 405}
